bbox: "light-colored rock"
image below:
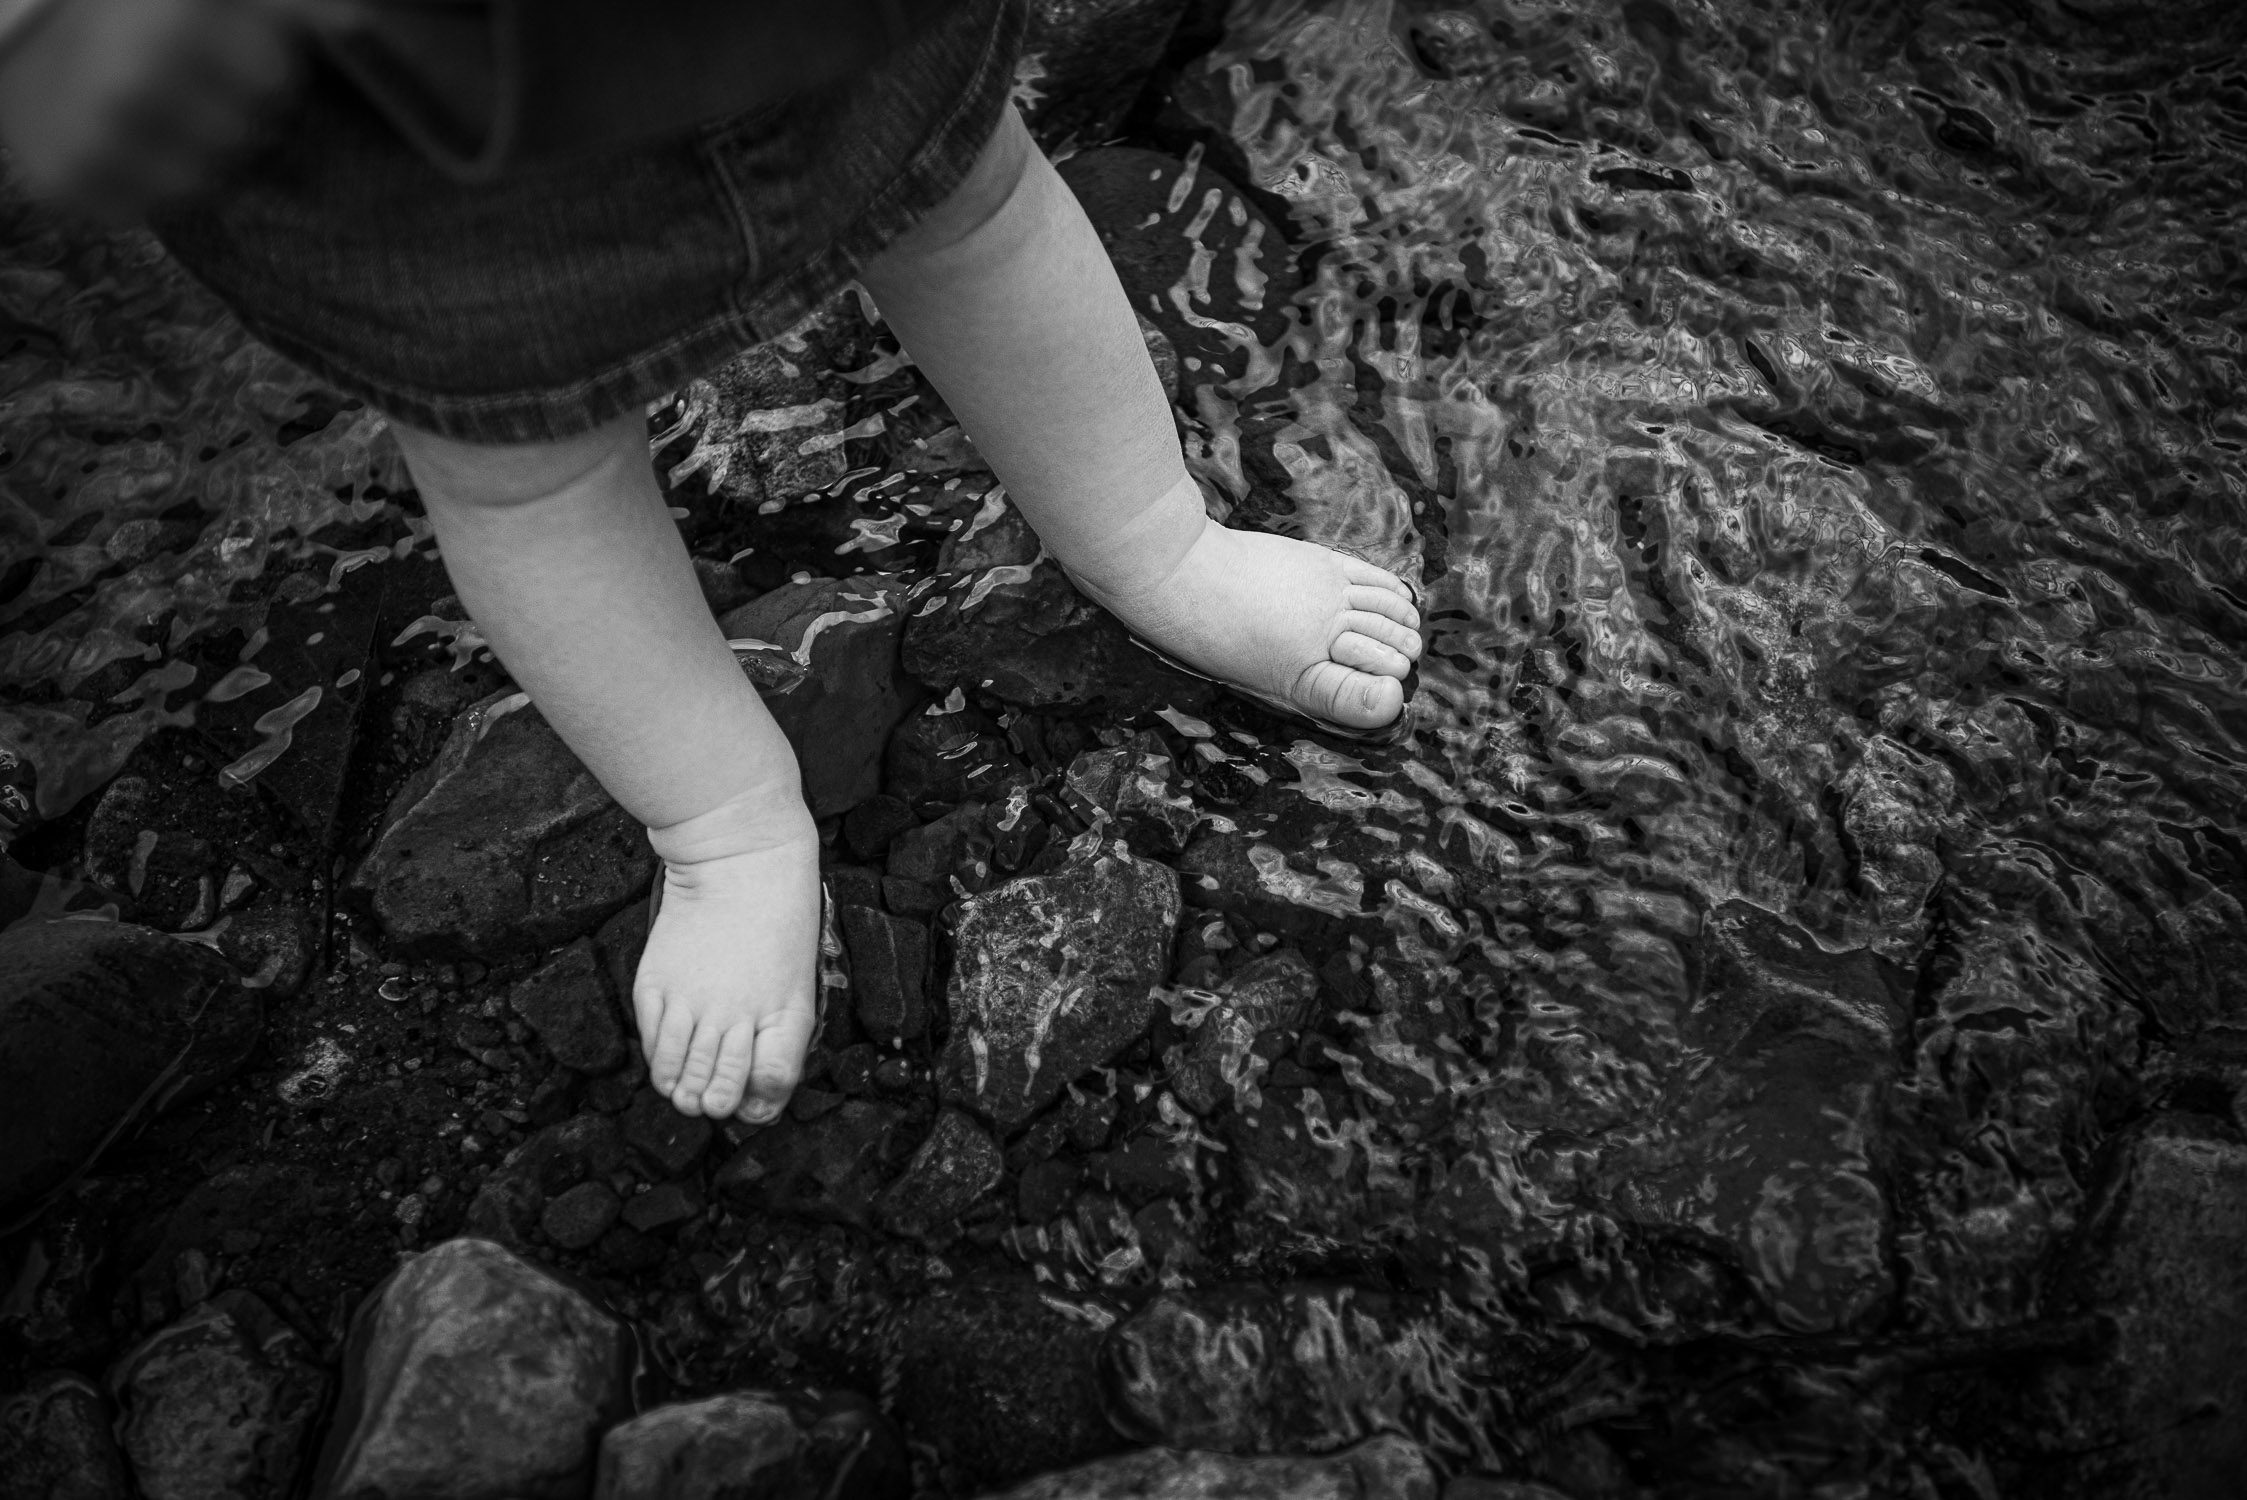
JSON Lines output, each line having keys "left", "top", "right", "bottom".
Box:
{"left": 309, "top": 1237, "right": 631, "bottom": 1500}
{"left": 593, "top": 1390, "right": 908, "bottom": 1500}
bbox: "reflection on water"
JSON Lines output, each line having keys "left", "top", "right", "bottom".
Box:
{"left": 2, "top": 0, "right": 2244, "bottom": 1487}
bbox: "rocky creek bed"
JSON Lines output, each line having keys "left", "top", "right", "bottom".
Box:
{"left": 4, "top": 1, "right": 2246, "bottom": 1497}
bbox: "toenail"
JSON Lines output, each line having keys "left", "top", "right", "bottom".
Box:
{"left": 744, "top": 1100, "right": 779, "bottom": 1123}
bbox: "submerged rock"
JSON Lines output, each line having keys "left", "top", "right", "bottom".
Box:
{"left": 1017, "top": 0, "right": 1193, "bottom": 147}
{"left": 839, "top": 904, "right": 930, "bottom": 1041}
{"left": 980, "top": 1435, "right": 1439, "bottom": 1500}
{"left": 110, "top": 1290, "right": 327, "bottom": 1500}
{"left": 715, "top": 1099, "right": 916, "bottom": 1229}
{"left": 2012, "top": 1114, "right": 2247, "bottom": 1499}
{"left": 463, "top": 1113, "right": 628, "bottom": 1249}
{"left": 1061, "top": 736, "right": 1199, "bottom": 855}
{"left": 353, "top": 692, "right": 656, "bottom": 956}
{"left": 1102, "top": 1284, "right": 1494, "bottom": 1459}
{"left": 0, "top": 917, "right": 254, "bottom": 1217}
{"left": 718, "top": 574, "right": 925, "bottom": 818}
{"left": 901, "top": 505, "right": 1203, "bottom": 715}
{"left": 893, "top": 1279, "right": 1126, "bottom": 1488}
{"left": 1597, "top": 901, "right": 1910, "bottom": 1331}
{"left": 1167, "top": 950, "right": 1318, "bottom": 1116}
{"left": 309, "top": 1237, "right": 632, "bottom": 1500}
{"left": 593, "top": 1390, "right": 907, "bottom": 1500}
{"left": 509, "top": 940, "right": 627, "bottom": 1074}
{"left": 874, "top": 1108, "right": 1003, "bottom": 1238}
{"left": 937, "top": 841, "right": 1180, "bottom": 1129}
{"left": 0, "top": 1371, "right": 133, "bottom": 1500}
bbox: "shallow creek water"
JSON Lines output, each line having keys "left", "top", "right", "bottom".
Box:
{"left": 2, "top": 0, "right": 2244, "bottom": 1491}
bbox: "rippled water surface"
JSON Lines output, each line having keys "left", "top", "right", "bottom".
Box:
{"left": 3, "top": 0, "right": 2245, "bottom": 1490}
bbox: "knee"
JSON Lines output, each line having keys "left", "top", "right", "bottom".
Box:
{"left": 391, "top": 410, "right": 645, "bottom": 513}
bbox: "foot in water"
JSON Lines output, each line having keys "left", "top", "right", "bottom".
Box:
{"left": 633, "top": 783, "right": 822, "bottom": 1122}
{"left": 1061, "top": 478, "right": 1424, "bottom": 730}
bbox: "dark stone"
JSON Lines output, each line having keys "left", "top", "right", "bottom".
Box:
{"left": 881, "top": 877, "right": 947, "bottom": 919}
{"left": 1168, "top": 950, "right": 1318, "bottom": 1115}
{"left": 885, "top": 802, "right": 986, "bottom": 886}
{"left": 621, "top": 1087, "right": 714, "bottom": 1179}
{"left": 825, "top": 863, "right": 885, "bottom": 913}
{"left": 594, "top": 1389, "right": 909, "bottom": 1500}
{"left": 1593, "top": 902, "right": 1910, "bottom": 1331}
{"left": 667, "top": 326, "right": 864, "bottom": 509}
{"left": 0, "top": 1371, "right": 133, "bottom": 1500}
{"left": 110, "top": 1289, "right": 327, "bottom": 1500}
{"left": 592, "top": 900, "right": 652, "bottom": 1008}
{"left": 509, "top": 939, "right": 627, "bottom": 1074}
{"left": 1018, "top": 1157, "right": 1081, "bottom": 1222}
{"left": 839, "top": 905, "right": 930, "bottom": 1042}
{"left": 827, "top": 1043, "right": 882, "bottom": 1097}
{"left": 309, "top": 1238, "right": 632, "bottom": 1500}
{"left": 1103, "top": 1284, "right": 1492, "bottom": 1456}
{"left": 884, "top": 704, "right": 1025, "bottom": 812}
{"left": 352, "top": 692, "right": 657, "bottom": 957}
{"left": 842, "top": 794, "right": 918, "bottom": 863}
{"left": 715, "top": 1100, "right": 917, "bottom": 1229}
{"left": 874, "top": 1109, "right": 1003, "bottom": 1238}
{"left": 541, "top": 1181, "right": 622, "bottom": 1250}
{"left": 892, "top": 1279, "right": 1128, "bottom": 1488}
{"left": 619, "top": 1181, "right": 703, "bottom": 1235}
{"left": 1062, "top": 737, "right": 1199, "bottom": 855}
{"left": 938, "top": 842, "right": 1180, "bottom": 1129}
{"left": 1084, "top": 1132, "right": 1194, "bottom": 1206}
{"left": 1017, "top": 0, "right": 1193, "bottom": 147}
{"left": 718, "top": 575, "right": 927, "bottom": 818}
{"left": 2011, "top": 1115, "right": 2247, "bottom": 1499}
{"left": 0, "top": 917, "right": 254, "bottom": 1217}
{"left": 979, "top": 1436, "right": 1439, "bottom": 1500}
{"left": 464, "top": 1114, "right": 627, "bottom": 1248}
{"left": 901, "top": 505, "right": 1205, "bottom": 714}
{"left": 594, "top": 1225, "right": 666, "bottom": 1275}
{"left": 1064, "top": 1091, "right": 1118, "bottom": 1153}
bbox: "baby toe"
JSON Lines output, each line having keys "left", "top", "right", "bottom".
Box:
{"left": 1298, "top": 660, "right": 1405, "bottom": 728}
{"left": 1342, "top": 608, "right": 1423, "bottom": 660}
{"left": 646, "top": 992, "right": 695, "bottom": 1095}
{"left": 740, "top": 1004, "right": 814, "bottom": 1124}
{"left": 699, "top": 1024, "right": 756, "bottom": 1118}
{"left": 1332, "top": 629, "right": 1415, "bottom": 678}
{"left": 671, "top": 1019, "right": 722, "bottom": 1112}
{"left": 1346, "top": 582, "right": 1421, "bottom": 629}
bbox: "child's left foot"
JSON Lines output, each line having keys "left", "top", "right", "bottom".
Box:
{"left": 1062, "top": 481, "right": 1423, "bottom": 730}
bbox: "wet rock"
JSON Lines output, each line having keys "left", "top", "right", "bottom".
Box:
{"left": 716, "top": 1099, "right": 916, "bottom": 1228}
{"left": 83, "top": 775, "right": 222, "bottom": 931}
{"left": 310, "top": 1237, "right": 632, "bottom": 1500}
{"left": 1062, "top": 737, "right": 1199, "bottom": 855}
{"left": 981, "top": 1435, "right": 1439, "bottom": 1500}
{"left": 0, "top": 1371, "right": 132, "bottom": 1500}
{"left": 1176, "top": 784, "right": 1413, "bottom": 943}
{"left": 594, "top": 1389, "right": 908, "bottom": 1500}
{"left": 2012, "top": 1114, "right": 2247, "bottom": 1499}
{"left": 884, "top": 703, "right": 1025, "bottom": 811}
{"left": 541, "top": 1181, "right": 622, "bottom": 1250}
{"left": 1018, "top": 1157, "right": 1082, "bottom": 1222}
{"left": 886, "top": 802, "right": 989, "bottom": 887}
{"left": 842, "top": 794, "right": 917, "bottom": 862}
{"left": 1442, "top": 1482, "right": 1575, "bottom": 1500}
{"left": 1083, "top": 1131, "right": 1195, "bottom": 1205}
{"left": 1225, "top": 1084, "right": 1413, "bottom": 1246}
{"left": 1597, "top": 901, "right": 1910, "bottom": 1332}
{"left": 1834, "top": 735, "right": 1955, "bottom": 938}
{"left": 893, "top": 1279, "right": 1126, "bottom": 1487}
{"left": 0, "top": 917, "right": 254, "bottom": 1217}
{"left": 901, "top": 504, "right": 1203, "bottom": 714}
{"left": 509, "top": 940, "right": 627, "bottom": 1074}
{"left": 464, "top": 1113, "right": 627, "bottom": 1248}
{"left": 719, "top": 574, "right": 926, "bottom": 817}
{"left": 874, "top": 1109, "right": 1002, "bottom": 1238}
{"left": 1103, "top": 1284, "right": 1493, "bottom": 1457}
{"left": 1017, "top": 0, "right": 1192, "bottom": 147}
{"left": 839, "top": 905, "right": 930, "bottom": 1041}
{"left": 1168, "top": 950, "right": 1318, "bottom": 1115}
{"left": 620, "top": 1180, "right": 702, "bottom": 1234}
{"left": 353, "top": 691, "right": 657, "bottom": 956}
{"left": 665, "top": 339, "right": 851, "bottom": 509}
{"left": 110, "top": 1289, "right": 326, "bottom": 1500}
{"left": 621, "top": 1086, "right": 713, "bottom": 1179}
{"left": 937, "top": 841, "right": 1180, "bottom": 1129}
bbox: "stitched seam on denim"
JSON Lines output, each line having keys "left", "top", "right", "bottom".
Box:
{"left": 738, "top": 0, "right": 1025, "bottom": 342}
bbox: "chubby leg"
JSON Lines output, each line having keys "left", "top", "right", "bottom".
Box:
{"left": 391, "top": 414, "right": 817, "bottom": 1123}
{"left": 860, "top": 109, "right": 1421, "bottom": 728}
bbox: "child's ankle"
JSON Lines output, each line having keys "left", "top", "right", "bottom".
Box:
{"left": 646, "top": 777, "right": 817, "bottom": 867}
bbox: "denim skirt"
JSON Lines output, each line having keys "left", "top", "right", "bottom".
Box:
{"left": 151, "top": 0, "right": 1024, "bottom": 445}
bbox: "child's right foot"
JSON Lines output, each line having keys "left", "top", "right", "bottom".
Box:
{"left": 1054, "top": 476, "right": 1423, "bottom": 731}
{"left": 634, "top": 782, "right": 822, "bottom": 1122}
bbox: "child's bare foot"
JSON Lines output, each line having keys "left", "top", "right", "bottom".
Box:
{"left": 634, "top": 784, "right": 821, "bottom": 1122}
{"left": 1062, "top": 479, "right": 1423, "bottom": 730}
